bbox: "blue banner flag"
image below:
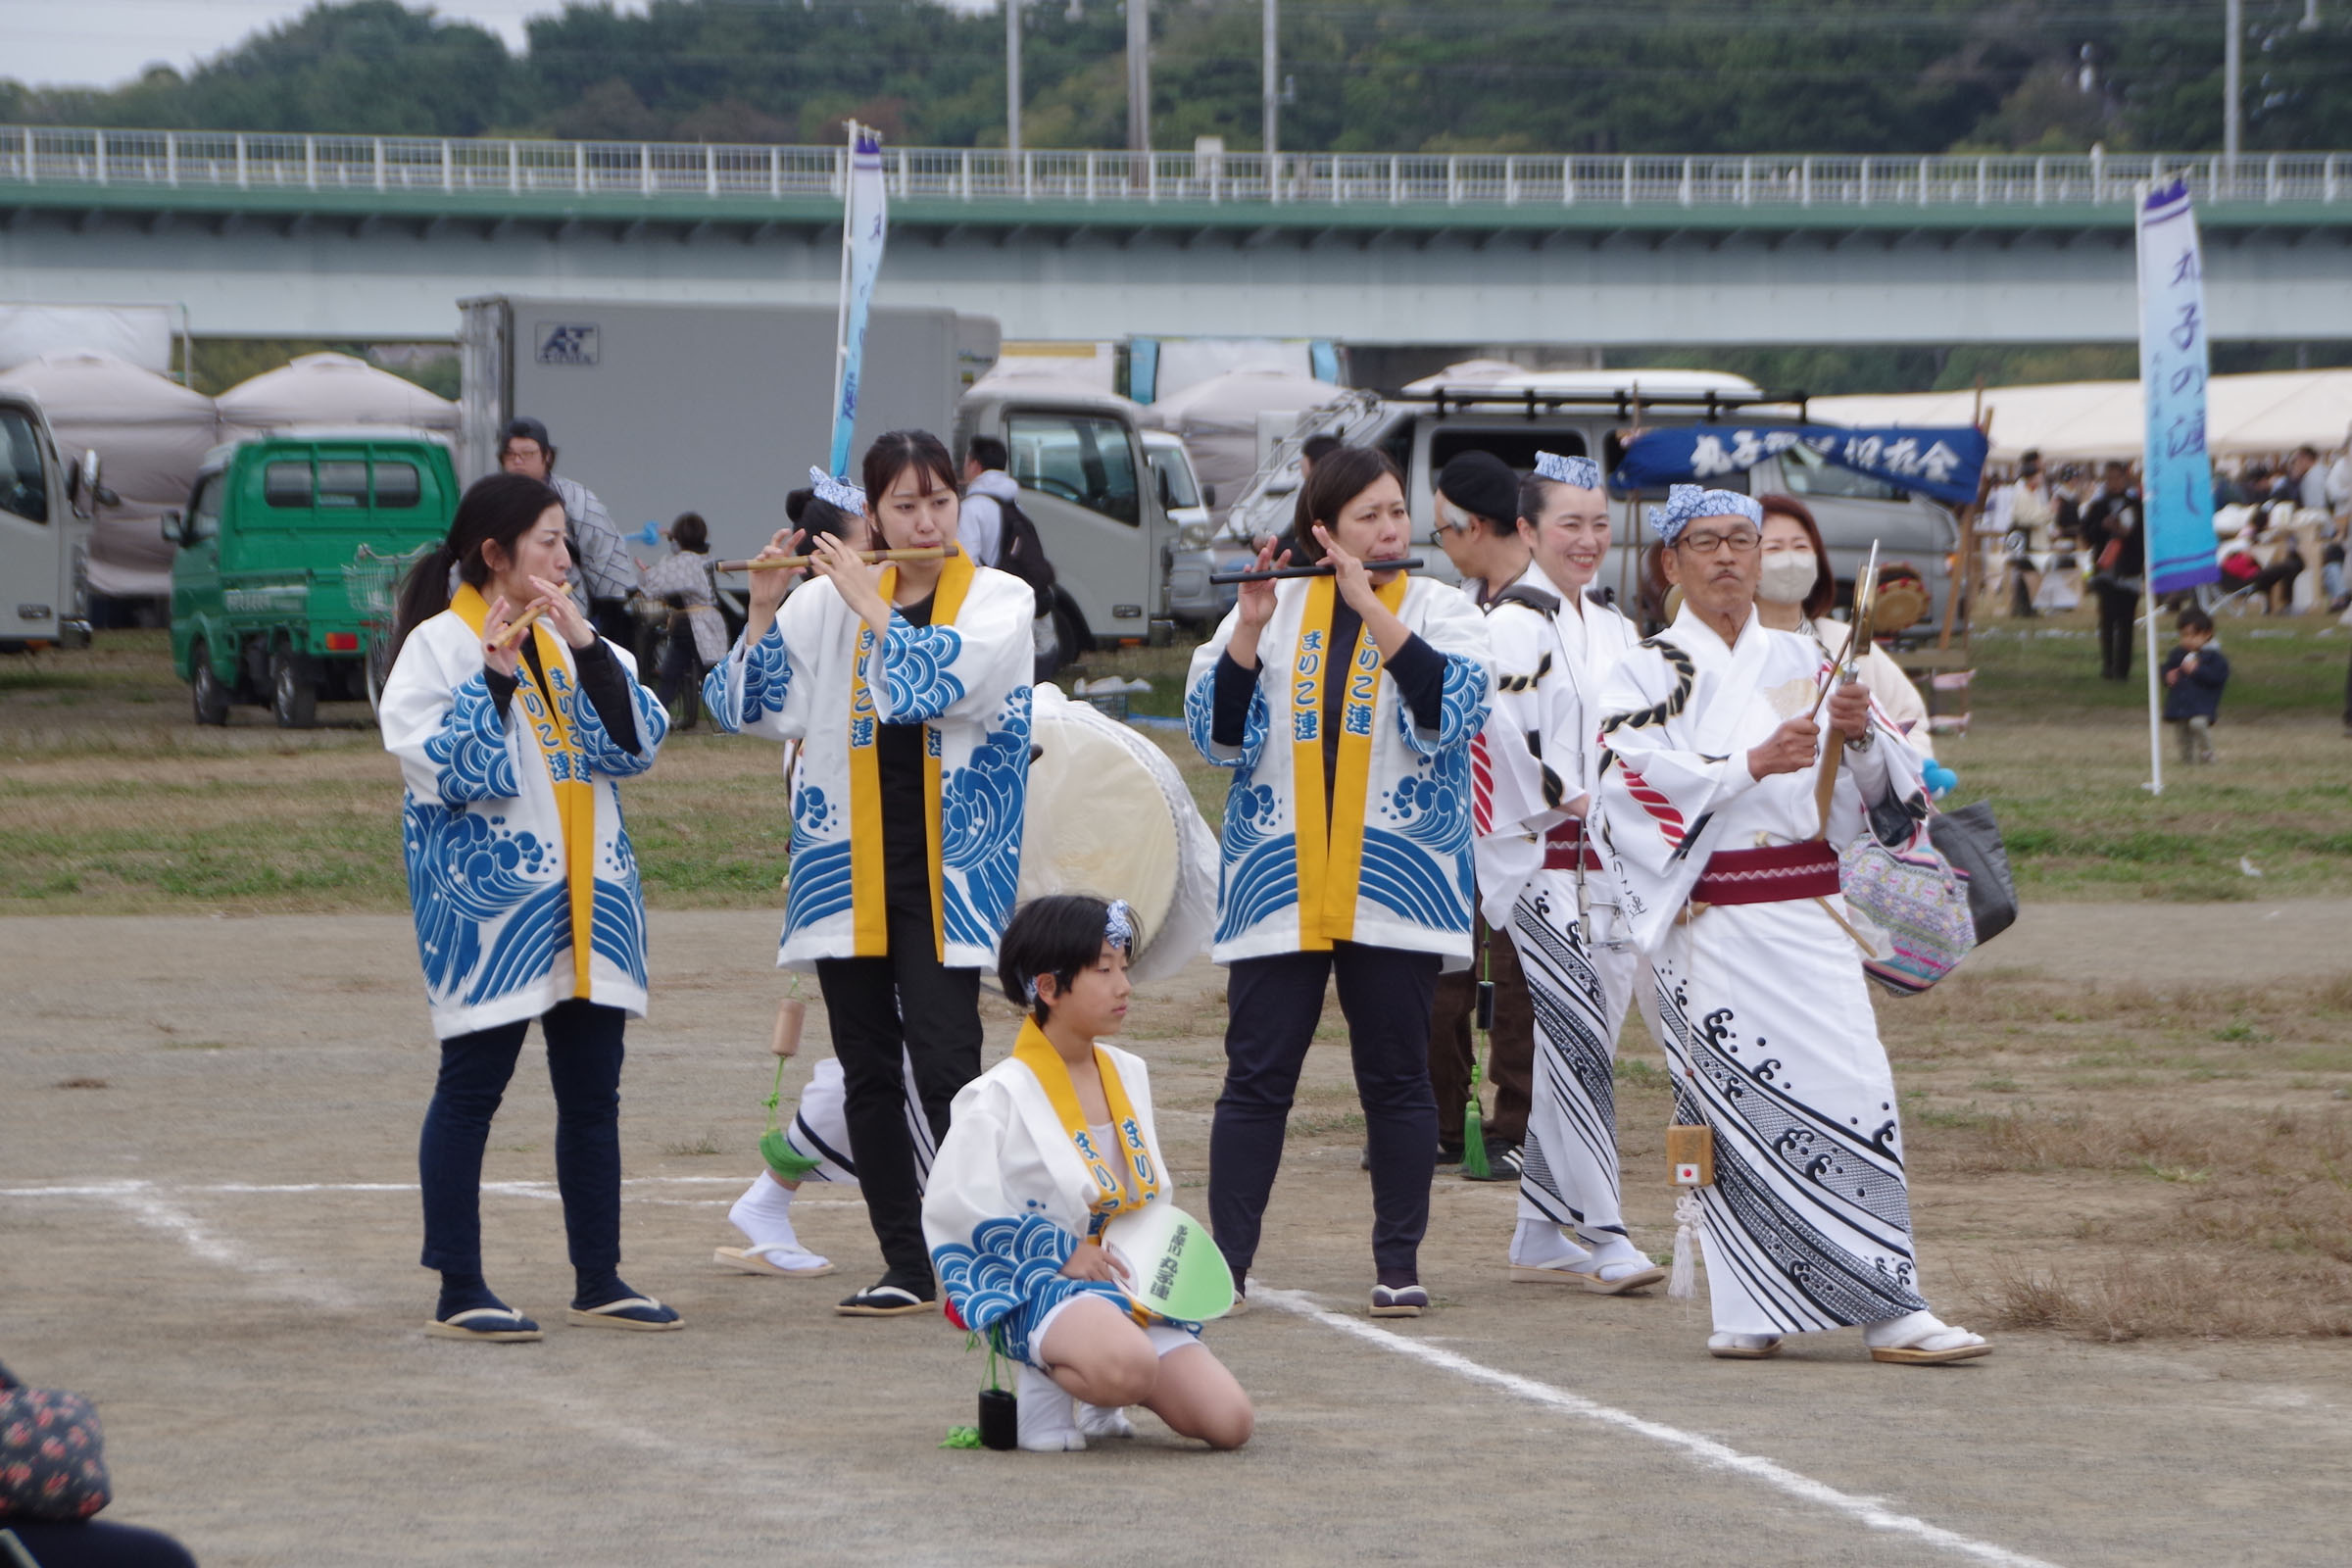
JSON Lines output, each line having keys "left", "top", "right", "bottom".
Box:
{"left": 1611, "top": 423, "right": 1988, "bottom": 509}
{"left": 828, "top": 125, "right": 890, "bottom": 480}
{"left": 2136, "top": 178, "right": 2219, "bottom": 597}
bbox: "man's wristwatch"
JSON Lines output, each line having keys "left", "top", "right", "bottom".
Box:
{"left": 1844, "top": 726, "right": 1876, "bottom": 753}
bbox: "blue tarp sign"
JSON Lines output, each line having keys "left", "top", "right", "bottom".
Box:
{"left": 2136, "top": 178, "right": 2220, "bottom": 597}
{"left": 1611, "top": 423, "right": 1989, "bottom": 508}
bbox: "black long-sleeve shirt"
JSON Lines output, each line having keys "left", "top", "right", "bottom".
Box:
{"left": 1210, "top": 599, "right": 1446, "bottom": 816}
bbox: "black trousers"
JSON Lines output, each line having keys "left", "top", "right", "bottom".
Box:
{"left": 417, "top": 1000, "right": 626, "bottom": 1281}
{"left": 814, "top": 901, "right": 982, "bottom": 1288}
{"left": 0, "top": 1520, "right": 196, "bottom": 1568}
{"left": 1428, "top": 913, "right": 1533, "bottom": 1147}
{"left": 2092, "top": 579, "right": 2139, "bottom": 680}
{"left": 1210, "top": 943, "right": 1442, "bottom": 1287}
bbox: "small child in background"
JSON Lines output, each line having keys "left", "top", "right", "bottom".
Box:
{"left": 2162, "top": 608, "right": 2230, "bottom": 764}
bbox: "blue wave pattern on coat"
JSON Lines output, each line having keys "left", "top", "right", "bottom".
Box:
{"left": 881, "top": 617, "right": 967, "bottom": 721}
{"left": 402, "top": 802, "right": 566, "bottom": 1007}
{"left": 594, "top": 828, "right": 650, "bottom": 987}
{"left": 702, "top": 622, "right": 790, "bottom": 732}
{"left": 940, "top": 686, "right": 1033, "bottom": 951}
{"left": 573, "top": 651, "right": 670, "bottom": 775}
{"left": 1212, "top": 781, "right": 1298, "bottom": 946}
{"left": 1400, "top": 651, "right": 1492, "bottom": 756}
{"left": 1184, "top": 662, "right": 1272, "bottom": 770}
{"left": 423, "top": 672, "right": 518, "bottom": 802}
{"left": 931, "top": 1211, "right": 1130, "bottom": 1366}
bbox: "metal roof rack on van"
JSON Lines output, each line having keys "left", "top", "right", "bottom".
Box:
{"left": 1371, "top": 387, "right": 1814, "bottom": 422}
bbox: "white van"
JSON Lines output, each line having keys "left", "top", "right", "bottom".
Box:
{"left": 0, "top": 388, "right": 96, "bottom": 653}
{"left": 1223, "top": 371, "right": 1963, "bottom": 637}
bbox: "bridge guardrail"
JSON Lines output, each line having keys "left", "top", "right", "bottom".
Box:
{"left": 3, "top": 126, "right": 2345, "bottom": 211}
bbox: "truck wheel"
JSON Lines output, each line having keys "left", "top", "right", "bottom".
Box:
{"left": 190, "top": 640, "right": 230, "bottom": 726}
{"left": 270, "top": 644, "right": 318, "bottom": 729}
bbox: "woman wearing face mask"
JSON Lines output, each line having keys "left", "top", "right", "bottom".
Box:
{"left": 1753, "top": 495, "right": 1935, "bottom": 760}
{"left": 1186, "top": 446, "right": 1494, "bottom": 1317}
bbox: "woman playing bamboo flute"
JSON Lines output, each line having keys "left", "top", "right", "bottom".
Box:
{"left": 1185, "top": 446, "right": 1494, "bottom": 1317}
{"left": 924, "top": 896, "right": 1254, "bottom": 1452}
{"left": 1593, "top": 485, "right": 1989, "bottom": 1364}
{"left": 703, "top": 433, "right": 1036, "bottom": 1316}
{"left": 381, "top": 472, "right": 675, "bottom": 1341}
{"left": 1472, "top": 454, "right": 1663, "bottom": 1294}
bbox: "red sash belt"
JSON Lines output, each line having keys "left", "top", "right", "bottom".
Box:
{"left": 1542, "top": 819, "right": 1604, "bottom": 872}
{"left": 1690, "top": 841, "right": 1840, "bottom": 906}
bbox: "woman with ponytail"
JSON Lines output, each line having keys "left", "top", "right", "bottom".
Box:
{"left": 380, "top": 470, "right": 678, "bottom": 1342}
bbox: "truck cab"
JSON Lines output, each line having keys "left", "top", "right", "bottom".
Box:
{"left": 0, "top": 389, "right": 93, "bottom": 654}
{"left": 166, "top": 429, "right": 458, "bottom": 726}
{"left": 954, "top": 384, "right": 1176, "bottom": 655}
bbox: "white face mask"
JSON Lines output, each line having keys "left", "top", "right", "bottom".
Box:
{"left": 1757, "top": 550, "right": 1819, "bottom": 605}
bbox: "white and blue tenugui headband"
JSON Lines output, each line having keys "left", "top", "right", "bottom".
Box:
{"left": 808, "top": 466, "right": 866, "bottom": 514}
{"left": 1025, "top": 899, "right": 1139, "bottom": 1004}
{"left": 1534, "top": 451, "right": 1602, "bottom": 490}
{"left": 1646, "top": 484, "right": 1764, "bottom": 545}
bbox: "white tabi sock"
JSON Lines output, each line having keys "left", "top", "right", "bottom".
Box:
{"left": 1509, "top": 1219, "right": 1592, "bottom": 1269}
{"left": 1016, "top": 1363, "right": 1086, "bottom": 1452}
{"left": 1075, "top": 1401, "right": 1136, "bottom": 1440}
{"left": 1576, "top": 1233, "right": 1657, "bottom": 1280}
{"left": 727, "top": 1173, "right": 804, "bottom": 1252}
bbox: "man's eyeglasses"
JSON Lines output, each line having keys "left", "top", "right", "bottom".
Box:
{"left": 1677, "top": 528, "right": 1761, "bottom": 556}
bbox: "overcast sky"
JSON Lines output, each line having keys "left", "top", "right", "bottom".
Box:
{"left": 4, "top": 0, "right": 993, "bottom": 91}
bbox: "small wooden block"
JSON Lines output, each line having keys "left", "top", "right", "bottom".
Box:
{"left": 1666, "top": 1123, "right": 1714, "bottom": 1187}
{"left": 771, "top": 998, "right": 806, "bottom": 1058}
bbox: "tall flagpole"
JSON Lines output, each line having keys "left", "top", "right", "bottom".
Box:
{"left": 829, "top": 119, "right": 859, "bottom": 478}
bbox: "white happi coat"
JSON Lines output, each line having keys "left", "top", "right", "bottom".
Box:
{"left": 922, "top": 1045, "right": 1178, "bottom": 1366}
{"left": 1183, "top": 576, "right": 1494, "bottom": 969}
{"left": 1595, "top": 604, "right": 1934, "bottom": 1336}
{"left": 381, "top": 610, "right": 668, "bottom": 1039}
{"left": 702, "top": 561, "right": 1036, "bottom": 971}
{"left": 1471, "top": 560, "right": 1643, "bottom": 927}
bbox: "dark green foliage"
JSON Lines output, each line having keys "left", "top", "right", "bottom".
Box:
{"left": 5, "top": 0, "right": 2346, "bottom": 154}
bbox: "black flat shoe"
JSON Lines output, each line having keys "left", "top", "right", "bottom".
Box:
{"left": 836, "top": 1283, "right": 933, "bottom": 1317}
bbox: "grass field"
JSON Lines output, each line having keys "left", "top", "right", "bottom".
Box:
{"left": 5, "top": 609, "right": 2347, "bottom": 914}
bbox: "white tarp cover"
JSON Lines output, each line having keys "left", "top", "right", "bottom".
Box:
{"left": 1152, "top": 368, "right": 1345, "bottom": 525}
{"left": 0, "top": 306, "right": 179, "bottom": 377}
{"left": 1808, "top": 371, "right": 2352, "bottom": 464}
{"left": 0, "top": 351, "right": 220, "bottom": 598}
{"left": 216, "top": 352, "right": 459, "bottom": 437}
{"left": 1153, "top": 339, "right": 1317, "bottom": 403}
{"left": 966, "top": 365, "right": 1152, "bottom": 422}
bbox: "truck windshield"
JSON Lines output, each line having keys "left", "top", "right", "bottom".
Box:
{"left": 0, "top": 409, "right": 48, "bottom": 524}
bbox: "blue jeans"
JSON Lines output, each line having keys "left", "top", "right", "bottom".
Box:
{"left": 418, "top": 1000, "right": 626, "bottom": 1279}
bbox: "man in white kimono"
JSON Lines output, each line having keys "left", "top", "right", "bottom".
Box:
{"left": 1475, "top": 453, "right": 1661, "bottom": 1293}
{"left": 1594, "top": 485, "right": 1991, "bottom": 1365}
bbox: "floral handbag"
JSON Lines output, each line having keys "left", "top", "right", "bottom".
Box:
{"left": 0, "top": 1364, "right": 112, "bottom": 1524}
{"left": 1838, "top": 817, "right": 1979, "bottom": 997}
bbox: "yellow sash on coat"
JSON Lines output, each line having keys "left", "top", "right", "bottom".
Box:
{"left": 452, "top": 585, "right": 597, "bottom": 998}
{"left": 1011, "top": 1018, "right": 1159, "bottom": 1230}
{"left": 1289, "top": 572, "right": 1410, "bottom": 950}
{"left": 846, "top": 552, "right": 976, "bottom": 960}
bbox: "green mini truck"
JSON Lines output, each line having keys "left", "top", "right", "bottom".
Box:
{"left": 165, "top": 428, "right": 458, "bottom": 727}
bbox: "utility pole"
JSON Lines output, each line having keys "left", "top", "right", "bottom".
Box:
{"left": 1127, "top": 0, "right": 1151, "bottom": 157}
{"left": 1006, "top": 0, "right": 1023, "bottom": 156}
{"left": 2223, "top": 0, "right": 2241, "bottom": 181}
{"left": 1263, "top": 0, "right": 1279, "bottom": 201}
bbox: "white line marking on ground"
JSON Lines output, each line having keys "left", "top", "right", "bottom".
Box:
{"left": 0, "top": 1178, "right": 865, "bottom": 1207}
{"left": 88, "top": 1183, "right": 358, "bottom": 1310}
{"left": 1254, "top": 1285, "right": 2061, "bottom": 1568}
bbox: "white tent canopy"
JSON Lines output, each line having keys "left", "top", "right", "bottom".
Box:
{"left": 216, "top": 352, "right": 459, "bottom": 437}
{"left": 1808, "top": 370, "right": 2352, "bottom": 464}
{"left": 1152, "top": 368, "right": 1346, "bottom": 523}
{"left": 0, "top": 350, "right": 220, "bottom": 598}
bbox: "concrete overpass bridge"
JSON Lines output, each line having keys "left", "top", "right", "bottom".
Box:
{"left": 4, "top": 125, "right": 2349, "bottom": 347}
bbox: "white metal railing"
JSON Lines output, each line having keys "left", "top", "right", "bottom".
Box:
{"left": 3, "top": 126, "right": 2346, "bottom": 213}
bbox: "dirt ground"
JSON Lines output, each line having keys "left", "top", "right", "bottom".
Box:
{"left": 6, "top": 905, "right": 2352, "bottom": 1567}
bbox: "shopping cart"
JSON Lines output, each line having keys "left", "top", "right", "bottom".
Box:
{"left": 344, "top": 542, "right": 435, "bottom": 718}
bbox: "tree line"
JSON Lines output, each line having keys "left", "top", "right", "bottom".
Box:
{"left": 5, "top": 0, "right": 2349, "bottom": 156}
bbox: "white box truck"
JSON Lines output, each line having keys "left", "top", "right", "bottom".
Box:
{"left": 459, "top": 298, "right": 1000, "bottom": 568}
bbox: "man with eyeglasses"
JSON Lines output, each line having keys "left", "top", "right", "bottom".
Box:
{"left": 1592, "top": 485, "right": 1991, "bottom": 1368}
{"left": 499, "top": 417, "right": 640, "bottom": 643}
